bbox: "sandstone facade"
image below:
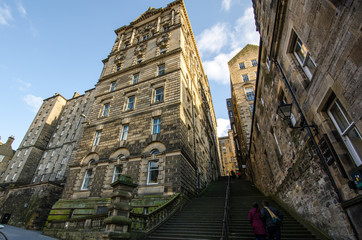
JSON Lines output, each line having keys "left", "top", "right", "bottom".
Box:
{"left": 251, "top": 0, "right": 361, "bottom": 239}
{"left": 218, "top": 130, "right": 238, "bottom": 176}
{"left": 59, "top": 0, "right": 219, "bottom": 203}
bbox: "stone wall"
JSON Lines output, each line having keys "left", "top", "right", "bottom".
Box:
{"left": 0, "top": 183, "right": 63, "bottom": 229}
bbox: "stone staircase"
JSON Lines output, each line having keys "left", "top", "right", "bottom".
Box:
{"left": 148, "top": 178, "right": 323, "bottom": 240}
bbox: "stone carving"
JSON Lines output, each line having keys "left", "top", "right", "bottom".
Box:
{"left": 156, "top": 33, "right": 171, "bottom": 47}
{"left": 134, "top": 43, "right": 147, "bottom": 56}
{"left": 114, "top": 52, "right": 125, "bottom": 64}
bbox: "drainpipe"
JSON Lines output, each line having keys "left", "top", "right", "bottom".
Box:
{"left": 274, "top": 60, "right": 359, "bottom": 240}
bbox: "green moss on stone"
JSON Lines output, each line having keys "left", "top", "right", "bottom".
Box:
{"left": 104, "top": 216, "right": 132, "bottom": 225}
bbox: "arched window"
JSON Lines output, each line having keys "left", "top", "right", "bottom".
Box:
{"left": 150, "top": 149, "right": 160, "bottom": 154}
{"left": 117, "top": 154, "right": 125, "bottom": 160}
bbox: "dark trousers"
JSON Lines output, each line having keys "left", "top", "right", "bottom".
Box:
{"left": 255, "top": 234, "right": 266, "bottom": 240}
{"left": 267, "top": 226, "right": 281, "bottom": 240}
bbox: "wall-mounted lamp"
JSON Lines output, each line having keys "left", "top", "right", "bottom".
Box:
{"left": 276, "top": 102, "right": 318, "bottom": 134}
{"left": 81, "top": 114, "right": 91, "bottom": 125}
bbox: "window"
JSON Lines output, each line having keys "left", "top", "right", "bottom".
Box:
{"left": 158, "top": 65, "right": 165, "bottom": 76}
{"left": 38, "top": 164, "right": 43, "bottom": 170}
{"left": 154, "top": 87, "right": 164, "bottom": 103}
{"left": 0, "top": 155, "right": 4, "bottom": 163}
{"left": 66, "top": 144, "right": 71, "bottom": 152}
{"left": 227, "top": 101, "right": 231, "bottom": 107}
{"left": 126, "top": 96, "right": 135, "bottom": 110}
{"left": 41, "top": 174, "right": 45, "bottom": 182}
{"left": 33, "top": 176, "right": 37, "bottom": 183}
{"left": 24, "top": 149, "right": 28, "bottom": 156}
{"left": 242, "top": 74, "right": 249, "bottom": 82}
{"left": 101, "top": 104, "right": 110, "bottom": 117}
{"left": 328, "top": 99, "right": 362, "bottom": 166}
{"left": 93, "top": 130, "right": 102, "bottom": 146}
{"left": 151, "top": 149, "right": 160, "bottom": 154}
{"left": 12, "top": 173, "right": 17, "bottom": 181}
{"left": 4, "top": 174, "right": 9, "bottom": 181}
{"left": 45, "top": 162, "right": 51, "bottom": 169}
{"left": 116, "top": 64, "right": 122, "bottom": 71}
{"left": 229, "top": 111, "right": 233, "bottom": 117}
{"left": 61, "top": 157, "right": 67, "bottom": 165}
{"left": 293, "top": 36, "right": 316, "bottom": 79}
{"left": 81, "top": 169, "right": 92, "bottom": 190}
{"left": 112, "top": 165, "right": 122, "bottom": 183}
{"left": 249, "top": 104, "right": 254, "bottom": 113}
{"left": 18, "top": 161, "right": 22, "bottom": 167}
{"left": 51, "top": 150, "right": 55, "bottom": 157}
{"left": 137, "top": 56, "right": 143, "bottom": 64}
{"left": 163, "top": 26, "right": 169, "bottom": 32}
{"left": 160, "top": 47, "right": 167, "bottom": 55}
{"left": 10, "top": 163, "right": 14, "bottom": 169}
{"left": 239, "top": 62, "right": 245, "bottom": 69}
{"left": 231, "top": 157, "right": 233, "bottom": 162}
{"left": 222, "top": 147, "right": 226, "bottom": 154}
{"left": 251, "top": 59, "right": 258, "bottom": 66}
{"left": 245, "top": 87, "right": 255, "bottom": 101}
{"left": 133, "top": 73, "right": 139, "bottom": 84}
{"left": 56, "top": 170, "right": 62, "bottom": 179}
{"left": 152, "top": 118, "right": 161, "bottom": 134}
{"left": 147, "top": 161, "right": 159, "bottom": 184}
{"left": 143, "top": 35, "right": 149, "bottom": 41}
{"left": 120, "top": 125, "right": 129, "bottom": 141}
{"left": 109, "top": 82, "right": 116, "bottom": 92}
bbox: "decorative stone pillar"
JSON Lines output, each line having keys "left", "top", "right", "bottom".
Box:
{"left": 103, "top": 175, "right": 137, "bottom": 240}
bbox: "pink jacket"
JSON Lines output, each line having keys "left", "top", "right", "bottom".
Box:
{"left": 248, "top": 208, "right": 267, "bottom": 235}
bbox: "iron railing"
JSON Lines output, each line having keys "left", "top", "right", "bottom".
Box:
{"left": 221, "top": 176, "right": 231, "bottom": 240}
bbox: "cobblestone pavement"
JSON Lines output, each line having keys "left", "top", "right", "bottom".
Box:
{"left": 0, "top": 225, "right": 57, "bottom": 240}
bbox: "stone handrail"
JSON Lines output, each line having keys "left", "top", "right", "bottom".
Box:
{"left": 130, "top": 193, "right": 184, "bottom": 233}
{"left": 46, "top": 213, "right": 107, "bottom": 230}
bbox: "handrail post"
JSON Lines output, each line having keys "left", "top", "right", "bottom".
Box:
{"left": 221, "top": 176, "right": 231, "bottom": 240}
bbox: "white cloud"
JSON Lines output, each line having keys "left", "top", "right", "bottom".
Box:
{"left": 203, "top": 48, "right": 240, "bottom": 85}
{"left": 17, "top": 2, "right": 26, "bottom": 17}
{"left": 221, "top": 0, "right": 232, "bottom": 11}
{"left": 230, "top": 7, "right": 260, "bottom": 49}
{"left": 17, "top": 79, "right": 32, "bottom": 91}
{"left": 217, "top": 118, "right": 230, "bottom": 137}
{"left": 23, "top": 94, "right": 43, "bottom": 113}
{"left": 0, "top": 3, "right": 13, "bottom": 25}
{"left": 196, "top": 22, "right": 229, "bottom": 56}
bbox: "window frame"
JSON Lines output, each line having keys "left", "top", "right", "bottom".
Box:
{"left": 158, "top": 64, "right": 165, "bottom": 76}
{"left": 152, "top": 118, "right": 161, "bottom": 134}
{"left": 147, "top": 161, "right": 159, "bottom": 185}
{"left": 245, "top": 87, "right": 255, "bottom": 101}
{"left": 81, "top": 169, "right": 92, "bottom": 190}
{"left": 293, "top": 36, "right": 316, "bottom": 80}
{"left": 239, "top": 62, "right": 245, "bottom": 69}
{"left": 126, "top": 96, "right": 135, "bottom": 110}
{"left": 251, "top": 59, "right": 258, "bottom": 67}
{"left": 109, "top": 82, "right": 116, "bottom": 92}
{"left": 120, "top": 125, "right": 129, "bottom": 141}
{"left": 328, "top": 99, "right": 362, "bottom": 166}
{"left": 112, "top": 165, "right": 122, "bottom": 183}
{"left": 242, "top": 74, "right": 249, "bottom": 82}
{"left": 101, "top": 104, "right": 110, "bottom": 117}
{"left": 93, "top": 130, "right": 102, "bottom": 146}
{"left": 154, "top": 87, "right": 164, "bottom": 103}
{"left": 133, "top": 73, "right": 139, "bottom": 84}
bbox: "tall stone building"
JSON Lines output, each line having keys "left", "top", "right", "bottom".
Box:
{"left": 55, "top": 0, "right": 219, "bottom": 212}
{"left": 0, "top": 136, "right": 15, "bottom": 179}
{"left": 218, "top": 130, "right": 238, "bottom": 176}
{"left": 1, "top": 91, "right": 95, "bottom": 185}
{"left": 0, "top": 91, "right": 95, "bottom": 228}
{"left": 227, "top": 45, "right": 259, "bottom": 171}
{"left": 251, "top": 0, "right": 361, "bottom": 239}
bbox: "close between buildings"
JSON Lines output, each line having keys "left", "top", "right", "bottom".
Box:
{"left": 248, "top": 0, "right": 361, "bottom": 239}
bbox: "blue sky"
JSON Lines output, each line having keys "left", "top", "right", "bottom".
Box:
{"left": 0, "top": 0, "right": 259, "bottom": 149}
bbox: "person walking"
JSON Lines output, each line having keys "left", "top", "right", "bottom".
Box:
{"left": 248, "top": 202, "right": 267, "bottom": 240}
{"left": 260, "top": 200, "right": 283, "bottom": 240}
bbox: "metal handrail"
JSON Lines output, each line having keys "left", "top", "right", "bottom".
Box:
{"left": 221, "top": 176, "right": 231, "bottom": 240}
